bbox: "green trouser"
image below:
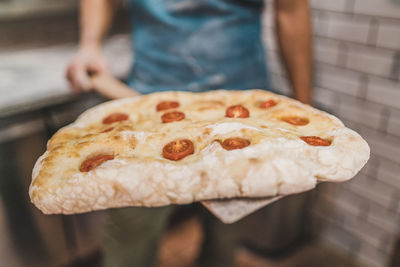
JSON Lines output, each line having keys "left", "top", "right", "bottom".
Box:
{"left": 103, "top": 205, "right": 238, "bottom": 267}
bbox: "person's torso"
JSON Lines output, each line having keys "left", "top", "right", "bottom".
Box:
{"left": 128, "top": 0, "right": 270, "bottom": 93}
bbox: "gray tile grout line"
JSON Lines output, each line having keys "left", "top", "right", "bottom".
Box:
{"left": 319, "top": 211, "right": 389, "bottom": 255}
{"left": 311, "top": 7, "right": 400, "bottom": 23}
{"left": 282, "top": 69, "right": 400, "bottom": 114}
{"left": 337, "top": 42, "right": 348, "bottom": 67}
{"left": 268, "top": 72, "right": 400, "bottom": 128}
{"left": 381, "top": 107, "right": 391, "bottom": 135}
{"left": 315, "top": 61, "right": 400, "bottom": 89}
{"left": 264, "top": 26, "right": 400, "bottom": 53}
{"left": 365, "top": 159, "right": 380, "bottom": 182}
{"left": 357, "top": 74, "right": 369, "bottom": 100}
{"left": 367, "top": 18, "right": 379, "bottom": 47}
{"left": 345, "top": 0, "right": 355, "bottom": 15}
{"left": 341, "top": 179, "right": 399, "bottom": 216}
{"left": 314, "top": 34, "right": 400, "bottom": 53}
{"left": 389, "top": 192, "right": 400, "bottom": 213}
{"left": 267, "top": 45, "right": 400, "bottom": 82}
{"left": 338, "top": 195, "right": 399, "bottom": 243}
{"left": 378, "top": 234, "right": 393, "bottom": 254}
{"left": 357, "top": 121, "right": 400, "bottom": 143}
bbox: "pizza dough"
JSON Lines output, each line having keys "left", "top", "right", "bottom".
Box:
{"left": 29, "top": 90, "right": 370, "bottom": 214}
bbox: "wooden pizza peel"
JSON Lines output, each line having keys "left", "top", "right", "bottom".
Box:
{"left": 90, "top": 73, "right": 284, "bottom": 224}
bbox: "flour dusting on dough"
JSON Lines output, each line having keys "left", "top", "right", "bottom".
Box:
{"left": 207, "top": 122, "right": 261, "bottom": 136}
{"left": 29, "top": 90, "right": 370, "bottom": 215}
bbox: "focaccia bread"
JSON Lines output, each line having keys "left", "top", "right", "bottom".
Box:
{"left": 29, "top": 90, "right": 370, "bottom": 214}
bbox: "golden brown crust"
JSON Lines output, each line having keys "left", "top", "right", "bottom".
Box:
{"left": 29, "top": 90, "right": 369, "bottom": 214}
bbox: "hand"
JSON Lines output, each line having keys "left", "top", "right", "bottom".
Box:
{"left": 66, "top": 48, "right": 110, "bottom": 92}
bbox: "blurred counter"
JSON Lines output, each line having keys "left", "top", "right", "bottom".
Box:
{"left": 0, "top": 34, "right": 132, "bottom": 118}
{"left": 0, "top": 34, "right": 132, "bottom": 267}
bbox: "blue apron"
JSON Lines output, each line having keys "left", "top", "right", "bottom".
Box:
{"left": 128, "top": 0, "right": 271, "bottom": 94}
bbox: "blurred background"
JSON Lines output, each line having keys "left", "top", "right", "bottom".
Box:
{"left": 0, "top": 0, "right": 399, "bottom": 266}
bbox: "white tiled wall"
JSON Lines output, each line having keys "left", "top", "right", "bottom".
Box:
{"left": 310, "top": 0, "right": 348, "bottom": 12}
{"left": 315, "top": 64, "right": 362, "bottom": 96}
{"left": 263, "top": 0, "right": 400, "bottom": 266}
{"left": 367, "top": 77, "right": 400, "bottom": 109}
{"left": 377, "top": 21, "right": 400, "bottom": 49}
{"left": 353, "top": 0, "right": 400, "bottom": 19}
{"left": 387, "top": 109, "right": 400, "bottom": 137}
{"left": 314, "top": 38, "right": 342, "bottom": 65}
{"left": 345, "top": 46, "right": 396, "bottom": 78}
{"left": 324, "top": 15, "right": 370, "bottom": 44}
